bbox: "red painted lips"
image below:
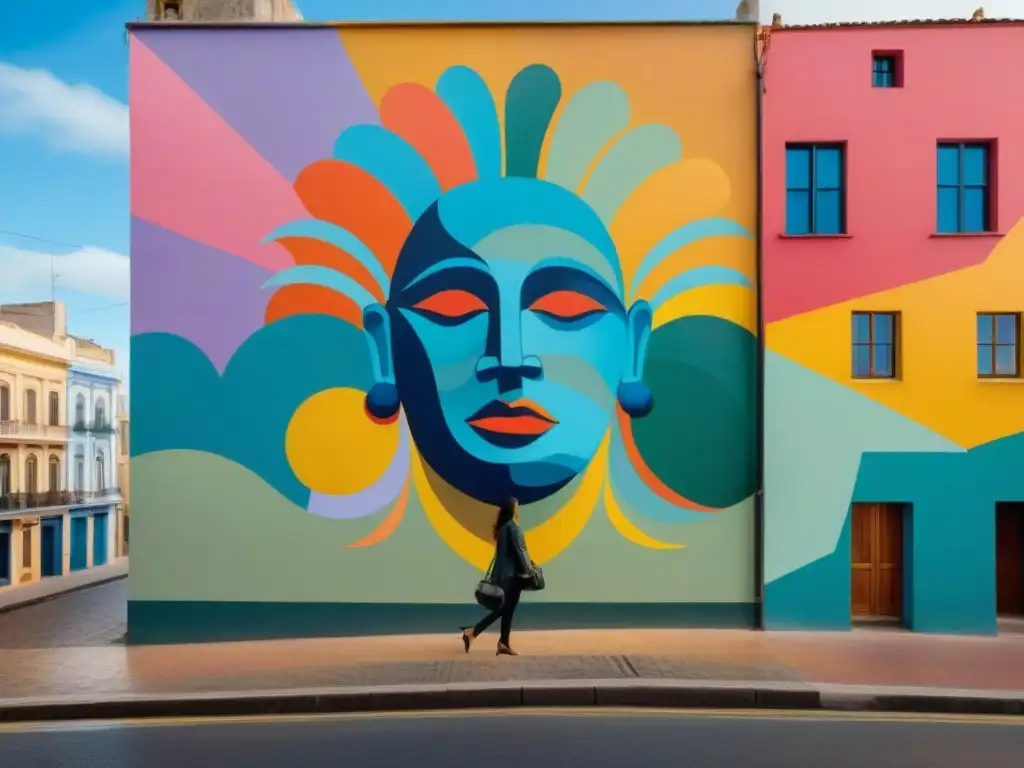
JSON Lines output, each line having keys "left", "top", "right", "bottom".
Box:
{"left": 466, "top": 398, "right": 558, "bottom": 436}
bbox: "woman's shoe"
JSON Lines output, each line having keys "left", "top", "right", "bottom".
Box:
{"left": 461, "top": 628, "right": 474, "bottom": 653}
{"left": 496, "top": 642, "right": 518, "bottom": 656}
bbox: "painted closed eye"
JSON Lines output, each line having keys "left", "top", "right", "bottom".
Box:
{"left": 412, "top": 289, "right": 488, "bottom": 322}
{"left": 528, "top": 291, "right": 608, "bottom": 321}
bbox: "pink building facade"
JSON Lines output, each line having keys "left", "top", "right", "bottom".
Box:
{"left": 761, "top": 20, "right": 1024, "bottom": 635}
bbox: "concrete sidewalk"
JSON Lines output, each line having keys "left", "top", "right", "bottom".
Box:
{"left": 2, "top": 626, "right": 1024, "bottom": 720}
{"left": 0, "top": 558, "right": 128, "bottom": 614}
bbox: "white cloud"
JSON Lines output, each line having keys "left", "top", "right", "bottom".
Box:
{"left": 0, "top": 62, "right": 128, "bottom": 157}
{"left": 760, "top": 0, "right": 1022, "bottom": 24}
{"left": 0, "top": 244, "right": 129, "bottom": 300}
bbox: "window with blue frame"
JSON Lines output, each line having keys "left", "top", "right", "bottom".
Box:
{"left": 852, "top": 312, "right": 898, "bottom": 379}
{"left": 872, "top": 54, "right": 897, "bottom": 87}
{"left": 937, "top": 143, "right": 991, "bottom": 233}
{"left": 786, "top": 144, "right": 845, "bottom": 235}
{"left": 977, "top": 313, "right": 1020, "bottom": 378}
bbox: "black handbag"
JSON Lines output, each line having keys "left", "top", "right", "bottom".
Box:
{"left": 522, "top": 565, "right": 546, "bottom": 592}
{"left": 474, "top": 556, "right": 505, "bottom": 610}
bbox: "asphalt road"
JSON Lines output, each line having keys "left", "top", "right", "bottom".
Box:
{"left": 1, "top": 709, "right": 1022, "bottom": 768}
{"left": 0, "top": 579, "right": 125, "bottom": 648}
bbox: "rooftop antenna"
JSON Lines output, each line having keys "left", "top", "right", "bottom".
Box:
{"left": 50, "top": 254, "right": 60, "bottom": 302}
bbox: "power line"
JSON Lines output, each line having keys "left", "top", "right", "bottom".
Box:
{"left": 0, "top": 228, "right": 87, "bottom": 251}
{"left": 77, "top": 302, "right": 129, "bottom": 314}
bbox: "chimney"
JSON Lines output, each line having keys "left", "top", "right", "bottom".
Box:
{"left": 971, "top": 7, "right": 985, "bottom": 21}
{"left": 772, "top": 12, "right": 783, "bottom": 28}
{"left": 735, "top": 0, "right": 759, "bottom": 22}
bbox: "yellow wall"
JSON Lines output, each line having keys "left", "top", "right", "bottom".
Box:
{"left": 768, "top": 219, "right": 1024, "bottom": 449}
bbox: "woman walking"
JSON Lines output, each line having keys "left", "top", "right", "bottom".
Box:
{"left": 462, "top": 497, "right": 534, "bottom": 656}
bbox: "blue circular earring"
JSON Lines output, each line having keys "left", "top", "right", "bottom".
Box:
{"left": 365, "top": 382, "right": 400, "bottom": 421}
{"left": 617, "top": 380, "right": 653, "bottom": 418}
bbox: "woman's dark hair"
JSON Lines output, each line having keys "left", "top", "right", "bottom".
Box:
{"left": 492, "top": 497, "right": 518, "bottom": 541}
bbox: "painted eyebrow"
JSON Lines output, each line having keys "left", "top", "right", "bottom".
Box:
{"left": 473, "top": 224, "right": 622, "bottom": 293}
{"left": 399, "top": 257, "right": 490, "bottom": 291}
{"left": 523, "top": 258, "right": 619, "bottom": 298}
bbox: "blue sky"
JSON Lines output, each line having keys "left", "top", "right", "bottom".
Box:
{"left": 1, "top": 0, "right": 1011, "bottom": 390}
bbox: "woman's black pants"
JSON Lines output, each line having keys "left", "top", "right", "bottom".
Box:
{"left": 473, "top": 584, "right": 522, "bottom": 645}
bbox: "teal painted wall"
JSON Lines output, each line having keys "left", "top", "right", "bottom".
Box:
{"left": 763, "top": 511, "right": 851, "bottom": 631}
{"left": 762, "top": 351, "right": 964, "bottom": 631}
{"left": 855, "top": 433, "right": 1024, "bottom": 635}
{"left": 765, "top": 423, "right": 1024, "bottom": 636}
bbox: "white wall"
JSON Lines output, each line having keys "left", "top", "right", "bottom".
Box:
{"left": 67, "top": 370, "right": 119, "bottom": 492}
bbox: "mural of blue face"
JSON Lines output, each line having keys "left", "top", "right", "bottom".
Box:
{"left": 363, "top": 177, "right": 652, "bottom": 504}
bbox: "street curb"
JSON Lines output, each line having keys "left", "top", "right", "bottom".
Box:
{"left": 0, "top": 573, "right": 128, "bottom": 616}
{"left": 1, "top": 680, "right": 1022, "bottom": 722}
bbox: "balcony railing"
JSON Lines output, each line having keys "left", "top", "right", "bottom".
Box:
{"left": 72, "top": 420, "right": 116, "bottom": 434}
{"left": 0, "top": 488, "right": 122, "bottom": 512}
{"left": 0, "top": 420, "right": 69, "bottom": 440}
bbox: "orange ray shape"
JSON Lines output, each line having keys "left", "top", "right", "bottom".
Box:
{"left": 277, "top": 236, "right": 386, "bottom": 304}
{"left": 265, "top": 284, "right": 363, "bottom": 328}
{"left": 347, "top": 474, "right": 411, "bottom": 548}
{"left": 616, "top": 407, "right": 718, "bottom": 513}
{"left": 380, "top": 83, "right": 477, "bottom": 192}
{"left": 293, "top": 159, "right": 412, "bottom": 276}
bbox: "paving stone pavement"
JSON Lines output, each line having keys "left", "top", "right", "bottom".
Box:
{"left": 2, "top": 581, "right": 1024, "bottom": 704}
{"left": 0, "top": 579, "right": 126, "bottom": 649}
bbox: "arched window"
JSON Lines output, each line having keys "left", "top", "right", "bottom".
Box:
{"left": 25, "top": 389, "right": 37, "bottom": 424}
{"left": 95, "top": 450, "right": 106, "bottom": 492}
{"left": 48, "top": 391, "right": 60, "bottom": 426}
{"left": 25, "top": 455, "right": 38, "bottom": 494}
{"left": 75, "top": 394, "right": 86, "bottom": 429}
{"left": 0, "top": 383, "right": 9, "bottom": 422}
{"left": 48, "top": 455, "right": 61, "bottom": 492}
{"left": 74, "top": 448, "right": 85, "bottom": 491}
{"left": 95, "top": 399, "right": 106, "bottom": 429}
{"left": 0, "top": 453, "right": 10, "bottom": 495}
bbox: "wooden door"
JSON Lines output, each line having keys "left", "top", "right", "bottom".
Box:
{"left": 851, "top": 503, "right": 904, "bottom": 619}
{"left": 996, "top": 504, "right": 1024, "bottom": 615}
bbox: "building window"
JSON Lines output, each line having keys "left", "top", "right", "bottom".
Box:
{"left": 25, "top": 389, "right": 37, "bottom": 424}
{"left": 48, "top": 455, "right": 61, "bottom": 492}
{"left": 158, "top": 0, "right": 182, "bottom": 20}
{"left": 977, "top": 313, "right": 1020, "bottom": 378}
{"left": 0, "top": 454, "right": 10, "bottom": 495}
{"left": 75, "top": 450, "right": 85, "bottom": 492}
{"left": 22, "top": 528, "right": 32, "bottom": 569}
{"left": 786, "top": 144, "right": 845, "bottom": 235}
{"left": 937, "top": 143, "right": 991, "bottom": 233}
{"left": 852, "top": 312, "right": 898, "bottom": 378}
{"left": 119, "top": 422, "right": 129, "bottom": 456}
{"left": 872, "top": 53, "right": 900, "bottom": 88}
{"left": 48, "top": 392, "right": 60, "bottom": 426}
{"left": 25, "top": 455, "right": 38, "bottom": 494}
{"left": 75, "top": 394, "right": 86, "bottom": 429}
{"left": 95, "top": 451, "right": 106, "bottom": 492}
{"left": 95, "top": 400, "right": 106, "bottom": 430}
{"left": 0, "top": 383, "right": 9, "bottom": 421}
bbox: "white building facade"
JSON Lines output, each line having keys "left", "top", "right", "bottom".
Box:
{"left": 67, "top": 348, "right": 123, "bottom": 572}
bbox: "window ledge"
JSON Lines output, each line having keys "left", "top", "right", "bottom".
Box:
{"left": 851, "top": 378, "right": 902, "bottom": 384}
{"left": 779, "top": 233, "right": 853, "bottom": 240}
{"left": 977, "top": 377, "right": 1024, "bottom": 384}
{"left": 930, "top": 232, "right": 1004, "bottom": 239}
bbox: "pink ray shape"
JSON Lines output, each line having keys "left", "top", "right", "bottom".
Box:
{"left": 130, "top": 37, "right": 305, "bottom": 271}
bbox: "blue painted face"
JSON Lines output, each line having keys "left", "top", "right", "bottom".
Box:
{"left": 364, "top": 178, "right": 652, "bottom": 504}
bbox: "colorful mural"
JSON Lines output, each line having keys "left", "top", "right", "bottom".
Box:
{"left": 128, "top": 24, "right": 758, "bottom": 640}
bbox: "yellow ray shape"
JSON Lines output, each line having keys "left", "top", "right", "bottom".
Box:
{"left": 653, "top": 283, "right": 756, "bottom": 333}
{"left": 415, "top": 435, "right": 608, "bottom": 570}
{"left": 604, "top": 478, "right": 686, "bottom": 550}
